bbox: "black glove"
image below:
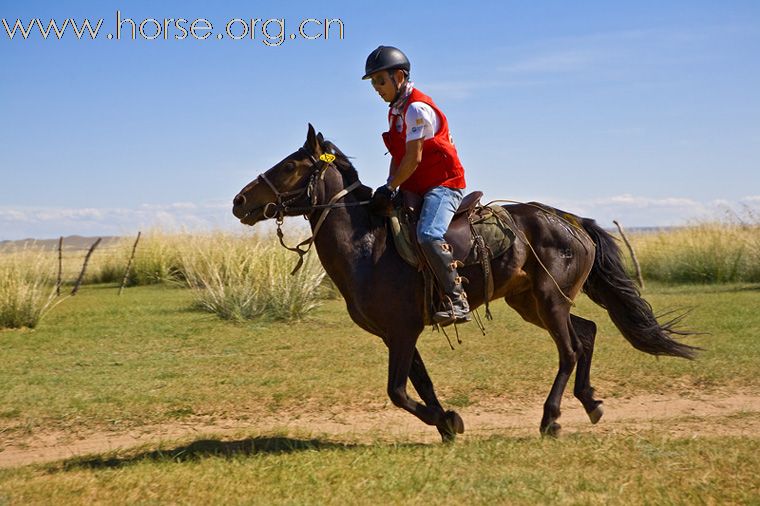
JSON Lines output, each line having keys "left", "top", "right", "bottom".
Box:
{"left": 374, "top": 184, "right": 393, "bottom": 200}
{"left": 370, "top": 184, "right": 395, "bottom": 216}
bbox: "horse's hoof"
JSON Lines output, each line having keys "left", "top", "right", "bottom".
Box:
{"left": 541, "top": 422, "right": 561, "bottom": 437}
{"left": 447, "top": 410, "right": 465, "bottom": 434}
{"left": 588, "top": 405, "right": 604, "bottom": 424}
{"left": 438, "top": 410, "right": 465, "bottom": 442}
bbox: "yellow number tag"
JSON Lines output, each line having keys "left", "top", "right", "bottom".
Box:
{"left": 319, "top": 153, "right": 336, "bottom": 163}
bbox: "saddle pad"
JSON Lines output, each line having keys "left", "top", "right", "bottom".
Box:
{"left": 390, "top": 204, "right": 517, "bottom": 269}
{"left": 390, "top": 210, "right": 420, "bottom": 268}
{"left": 465, "top": 205, "right": 517, "bottom": 265}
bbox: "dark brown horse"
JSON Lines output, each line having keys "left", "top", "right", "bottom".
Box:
{"left": 232, "top": 124, "right": 698, "bottom": 441}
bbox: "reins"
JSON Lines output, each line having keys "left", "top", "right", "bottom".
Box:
{"left": 251, "top": 149, "right": 371, "bottom": 274}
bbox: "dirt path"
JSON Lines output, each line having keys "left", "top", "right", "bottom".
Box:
{"left": 2, "top": 390, "right": 759, "bottom": 469}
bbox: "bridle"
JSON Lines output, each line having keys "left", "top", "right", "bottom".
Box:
{"left": 254, "top": 149, "right": 318, "bottom": 221}
{"left": 246, "top": 147, "right": 370, "bottom": 274}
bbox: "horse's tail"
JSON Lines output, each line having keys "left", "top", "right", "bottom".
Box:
{"left": 580, "top": 218, "right": 700, "bottom": 359}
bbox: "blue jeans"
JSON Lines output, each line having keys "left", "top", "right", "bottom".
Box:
{"left": 416, "top": 186, "right": 464, "bottom": 244}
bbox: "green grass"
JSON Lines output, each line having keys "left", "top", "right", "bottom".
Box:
{"left": 0, "top": 432, "right": 757, "bottom": 504}
{"left": 0, "top": 282, "right": 758, "bottom": 440}
{"left": 1, "top": 282, "right": 759, "bottom": 503}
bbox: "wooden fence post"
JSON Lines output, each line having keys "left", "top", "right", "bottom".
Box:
{"left": 56, "top": 236, "right": 63, "bottom": 296}
{"left": 613, "top": 220, "right": 644, "bottom": 289}
{"left": 71, "top": 238, "right": 101, "bottom": 296}
{"left": 118, "top": 231, "right": 141, "bottom": 295}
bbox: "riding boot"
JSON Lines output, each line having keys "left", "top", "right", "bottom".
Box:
{"left": 419, "top": 239, "right": 471, "bottom": 326}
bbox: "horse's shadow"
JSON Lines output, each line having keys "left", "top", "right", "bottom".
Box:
{"left": 47, "top": 436, "right": 372, "bottom": 473}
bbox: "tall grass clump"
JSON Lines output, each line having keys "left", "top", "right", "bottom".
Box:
{"left": 0, "top": 247, "right": 59, "bottom": 329}
{"left": 180, "top": 233, "right": 326, "bottom": 321}
{"left": 84, "top": 242, "right": 129, "bottom": 284}
{"left": 626, "top": 214, "right": 760, "bottom": 283}
{"left": 128, "top": 231, "right": 186, "bottom": 285}
{"left": 81, "top": 230, "right": 186, "bottom": 286}
{"left": 67, "top": 231, "right": 184, "bottom": 286}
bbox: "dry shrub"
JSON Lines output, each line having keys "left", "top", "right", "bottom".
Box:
{"left": 625, "top": 213, "right": 760, "bottom": 283}
{"left": 0, "top": 246, "right": 59, "bottom": 329}
{"left": 179, "top": 232, "right": 326, "bottom": 321}
{"left": 127, "top": 231, "right": 185, "bottom": 285}
{"left": 85, "top": 230, "right": 184, "bottom": 286}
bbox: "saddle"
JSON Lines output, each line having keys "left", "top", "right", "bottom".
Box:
{"left": 400, "top": 191, "right": 483, "bottom": 262}
{"left": 389, "top": 190, "right": 517, "bottom": 325}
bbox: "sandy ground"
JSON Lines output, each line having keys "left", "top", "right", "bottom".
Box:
{"left": 1, "top": 389, "right": 759, "bottom": 469}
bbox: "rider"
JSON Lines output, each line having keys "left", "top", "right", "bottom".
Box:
{"left": 364, "top": 45, "right": 470, "bottom": 326}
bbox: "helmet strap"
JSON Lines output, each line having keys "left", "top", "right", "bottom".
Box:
{"left": 388, "top": 70, "right": 406, "bottom": 108}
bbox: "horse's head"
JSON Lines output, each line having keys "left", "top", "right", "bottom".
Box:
{"left": 232, "top": 124, "right": 332, "bottom": 226}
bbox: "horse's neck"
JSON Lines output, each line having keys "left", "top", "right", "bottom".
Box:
{"left": 307, "top": 169, "right": 382, "bottom": 287}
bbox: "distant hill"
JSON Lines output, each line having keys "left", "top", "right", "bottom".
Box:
{"left": 0, "top": 235, "right": 123, "bottom": 252}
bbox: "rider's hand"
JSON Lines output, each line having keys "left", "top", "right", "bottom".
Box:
{"left": 374, "top": 184, "right": 394, "bottom": 200}
{"left": 370, "top": 184, "right": 395, "bottom": 216}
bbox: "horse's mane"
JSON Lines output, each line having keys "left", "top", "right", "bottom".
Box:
{"left": 321, "top": 139, "right": 373, "bottom": 199}
{"left": 321, "top": 139, "right": 358, "bottom": 176}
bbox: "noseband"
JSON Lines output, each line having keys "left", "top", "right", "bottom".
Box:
{"left": 248, "top": 148, "right": 370, "bottom": 274}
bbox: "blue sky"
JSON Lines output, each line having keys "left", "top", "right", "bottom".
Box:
{"left": 1, "top": 0, "right": 759, "bottom": 240}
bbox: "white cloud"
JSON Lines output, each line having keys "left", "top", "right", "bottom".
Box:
{"left": 139, "top": 202, "right": 199, "bottom": 210}
{"left": 524, "top": 194, "right": 760, "bottom": 228}
{"left": 0, "top": 209, "right": 30, "bottom": 222}
{"left": 424, "top": 28, "right": 687, "bottom": 100}
{"left": 421, "top": 78, "right": 542, "bottom": 100}
{"left": 500, "top": 49, "right": 598, "bottom": 74}
{"left": 0, "top": 202, "right": 243, "bottom": 241}
{"left": 424, "top": 25, "right": 722, "bottom": 100}
{"left": 2, "top": 194, "right": 759, "bottom": 240}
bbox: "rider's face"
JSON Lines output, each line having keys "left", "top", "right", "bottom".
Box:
{"left": 369, "top": 70, "right": 401, "bottom": 103}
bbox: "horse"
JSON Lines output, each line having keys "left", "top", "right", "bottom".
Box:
{"left": 231, "top": 124, "right": 698, "bottom": 441}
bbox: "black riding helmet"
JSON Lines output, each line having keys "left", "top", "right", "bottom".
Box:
{"left": 362, "top": 46, "right": 410, "bottom": 80}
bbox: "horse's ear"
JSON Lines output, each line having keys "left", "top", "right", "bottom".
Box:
{"left": 315, "top": 131, "right": 325, "bottom": 153}
{"left": 305, "top": 123, "right": 320, "bottom": 154}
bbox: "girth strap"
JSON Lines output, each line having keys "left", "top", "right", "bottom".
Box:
{"left": 472, "top": 227, "right": 495, "bottom": 320}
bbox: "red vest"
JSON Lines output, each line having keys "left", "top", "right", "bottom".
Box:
{"left": 382, "top": 88, "right": 466, "bottom": 196}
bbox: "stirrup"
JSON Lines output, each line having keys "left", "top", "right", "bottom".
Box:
{"left": 456, "top": 312, "right": 472, "bottom": 324}
{"left": 433, "top": 310, "right": 456, "bottom": 326}
{"left": 435, "top": 308, "right": 471, "bottom": 328}
{"left": 434, "top": 295, "right": 470, "bottom": 326}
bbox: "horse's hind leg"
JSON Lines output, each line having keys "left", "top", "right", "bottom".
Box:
{"left": 570, "top": 314, "right": 604, "bottom": 424}
{"left": 409, "top": 347, "right": 464, "bottom": 442}
{"left": 505, "top": 288, "right": 577, "bottom": 436}
{"left": 534, "top": 285, "right": 577, "bottom": 437}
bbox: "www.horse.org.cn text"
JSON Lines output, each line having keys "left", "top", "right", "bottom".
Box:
{"left": 2, "top": 11, "right": 345, "bottom": 46}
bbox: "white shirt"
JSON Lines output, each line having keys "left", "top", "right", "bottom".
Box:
{"left": 388, "top": 82, "right": 441, "bottom": 143}
{"left": 404, "top": 102, "right": 440, "bottom": 142}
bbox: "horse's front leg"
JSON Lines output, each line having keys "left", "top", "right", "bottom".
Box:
{"left": 409, "top": 347, "right": 465, "bottom": 442}
{"left": 386, "top": 336, "right": 447, "bottom": 433}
